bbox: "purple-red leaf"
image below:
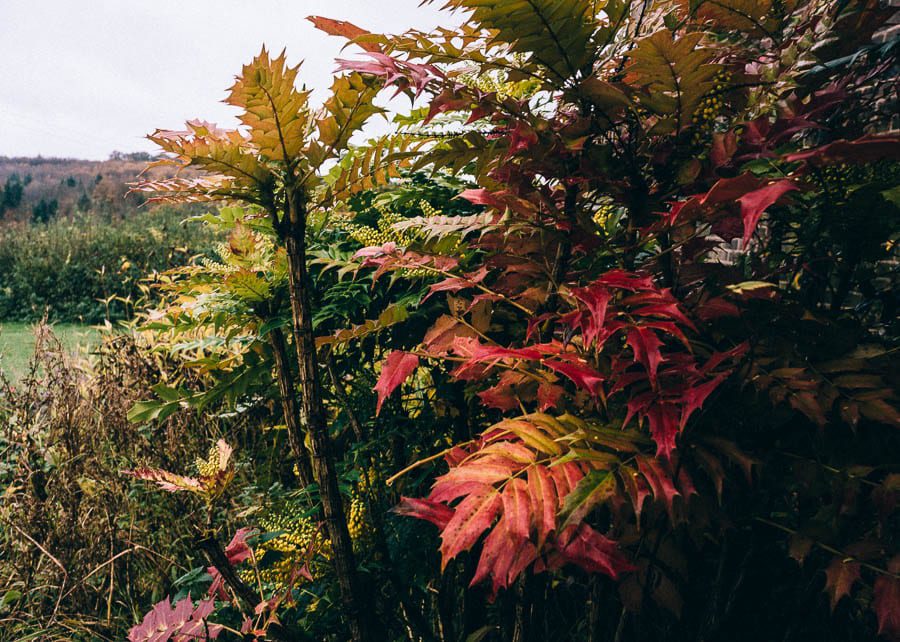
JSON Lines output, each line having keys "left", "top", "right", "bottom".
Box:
{"left": 626, "top": 327, "right": 665, "bottom": 386}
{"left": 874, "top": 557, "right": 900, "bottom": 639}
{"left": 394, "top": 497, "right": 455, "bottom": 529}
{"left": 558, "top": 524, "right": 635, "bottom": 579}
{"left": 544, "top": 360, "right": 605, "bottom": 396}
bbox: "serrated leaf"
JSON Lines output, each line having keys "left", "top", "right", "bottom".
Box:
{"left": 226, "top": 47, "right": 311, "bottom": 162}
{"left": 439, "top": 486, "right": 502, "bottom": 569}
{"left": 558, "top": 470, "right": 615, "bottom": 532}
{"left": 374, "top": 351, "right": 419, "bottom": 415}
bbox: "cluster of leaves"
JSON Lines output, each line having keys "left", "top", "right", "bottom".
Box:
{"left": 120, "top": 1, "right": 900, "bottom": 641}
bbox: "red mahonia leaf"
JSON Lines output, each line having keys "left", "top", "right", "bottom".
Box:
{"left": 122, "top": 467, "right": 203, "bottom": 493}
{"left": 208, "top": 528, "right": 255, "bottom": 600}
{"left": 679, "top": 375, "right": 727, "bottom": 430}
{"left": 224, "top": 528, "right": 254, "bottom": 565}
{"left": 507, "top": 121, "right": 539, "bottom": 155}
{"left": 557, "top": 524, "right": 635, "bottom": 578}
{"left": 374, "top": 351, "right": 419, "bottom": 415}
{"left": 823, "top": 558, "right": 861, "bottom": 612}
{"left": 544, "top": 359, "right": 605, "bottom": 396}
{"left": 439, "top": 487, "right": 503, "bottom": 569}
{"left": 626, "top": 327, "right": 665, "bottom": 386}
{"left": 527, "top": 465, "right": 557, "bottom": 549}
{"left": 570, "top": 283, "right": 612, "bottom": 346}
{"left": 469, "top": 344, "right": 545, "bottom": 363}
{"left": 737, "top": 179, "right": 798, "bottom": 243}
{"left": 422, "top": 267, "right": 489, "bottom": 301}
{"left": 425, "top": 87, "right": 473, "bottom": 123}
{"left": 596, "top": 269, "right": 657, "bottom": 292}
{"left": 637, "top": 456, "right": 681, "bottom": 522}
{"left": 624, "top": 289, "right": 697, "bottom": 332}
{"left": 459, "top": 188, "right": 534, "bottom": 216}
{"left": 335, "top": 51, "right": 440, "bottom": 97}
{"left": 478, "top": 383, "right": 521, "bottom": 411}
{"left": 548, "top": 461, "right": 586, "bottom": 503}
{"left": 786, "top": 133, "right": 900, "bottom": 168}
{"left": 393, "top": 497, "right": 455, "bottom": 529}
{"left": 422, "top": 315, "right": 478, "bottom": 354}
{"left": 306, "top": 16, "right": 380, "bottom": 52}
{"left": 645, "top": 402, "right": 681, "bottom": 459}
{"left": 696, "top": 297, "right": 740, "bottom": 320}
{"left": 537, "top": 382, "right": 566, "bottom": 411}
{"left": 667, "top": 173, "right": 797, "bottom": 241}
{"left": 618, "top": 468, "right": 651, "bottom": 522}
{"left": 357, "top": 245, "right": 459, "bottom": 281}
{"left": 470, "top": 510, "right": 538, "bottom": 596}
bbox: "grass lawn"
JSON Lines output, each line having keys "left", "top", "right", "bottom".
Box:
{"left": 0, "top": 322, "right": 100, "bottom": 381}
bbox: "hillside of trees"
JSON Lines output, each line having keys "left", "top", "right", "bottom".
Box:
{"left": 0, "top": 153, "right": 201, "bottom": 222}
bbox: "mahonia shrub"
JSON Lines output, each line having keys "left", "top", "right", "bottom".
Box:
{"left": 124, "top": 1, "right": 899, "bottom": 641}
{"left": 328, "top": 0, "right": 900, "bottom": 639}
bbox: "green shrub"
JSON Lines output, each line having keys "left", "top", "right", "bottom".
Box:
{"left": 0, "top": 207, "right": 219, "bottom": 323}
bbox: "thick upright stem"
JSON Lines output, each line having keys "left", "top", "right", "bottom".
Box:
{"left": 268, "top": 326, "right": 314, "bottom": 488}
{"left": 282, "top": 194, "right": 375, "bottom": 642}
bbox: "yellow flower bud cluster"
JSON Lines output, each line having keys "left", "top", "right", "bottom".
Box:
{"left": 195, "top": 442, "right": 222, "bottom": 478}
{"left": 592, "top": 198, "right": 617, "bottom": 229}
{"left": 347, "top": 490, "right": 375, "bottom": 549}
{"left": 198, "top": 254, "right": 237, "bottom": 276}
{"left": 692, "top": 69, "right": 732, "bottom": 146}
{"left": 242, "top": 507, "right": 331, "bottom": 586}
{"left": 245, "top": 472, "right": 379, "bottom": 586}
{"left": 419, "top": 200, "right": 440, "bottom": 218}
{"left": 331, "top": 207, "right": 415, "bottom": 248}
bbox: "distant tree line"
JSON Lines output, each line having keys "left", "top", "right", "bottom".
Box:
{"left": 0, "top": 173, "right": 30, "bottom": 218}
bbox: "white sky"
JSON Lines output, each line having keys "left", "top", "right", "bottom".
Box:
{"left": 0, "top": 1, "right": 451, "bottom": 160}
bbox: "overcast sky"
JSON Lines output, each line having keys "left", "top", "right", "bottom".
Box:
{"left": 0, "top": 1, "right": 451, "bottom": 160}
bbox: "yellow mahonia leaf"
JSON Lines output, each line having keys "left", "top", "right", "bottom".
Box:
{"left": 226, "top": 47, "right": 311, "bottom": 162}
{"left": 148, "top": 120, "right": 269, "bottom": 188}
{"left": 626, "top": 31, "right": 720, "bottom": 134}
{"left": 307, "top": 72, "right": 384, "bottom": 168}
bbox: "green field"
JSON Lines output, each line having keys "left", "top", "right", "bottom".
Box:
{"left": 0, "top": 322, "right": 99, "bottom": 381}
